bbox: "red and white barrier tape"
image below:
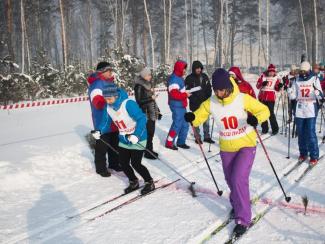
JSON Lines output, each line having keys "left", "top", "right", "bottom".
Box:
{"left": 0, "top": 88, "right": 167, "bottom": 110}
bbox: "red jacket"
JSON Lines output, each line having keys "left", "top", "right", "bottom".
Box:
{"left": 256, "top": 73, "right": 281, "bottom": 102}
{"left": 229, "top": 67, "right": 256, "bottom": 98}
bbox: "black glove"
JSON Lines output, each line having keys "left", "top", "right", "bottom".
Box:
{"left": 283, "top": 85, "right": 288, "bottom": 91}
{"left": 262, "top": 81, "right": 268, "bottom": 87}
{"left": 278, "top": 82, "right": 284, "bottom": 89}
{"left": 184, "top": 112, "right": 195, "bottom": 123}
{"left": 247, "top": 114, "right": 258, "bottom": 128}
{"left": 158, "top": 113, "right": 162, "bottom": 120}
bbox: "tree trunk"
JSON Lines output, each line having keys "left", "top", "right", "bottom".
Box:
{"left": 220, "top": 0, "right": 224, "bottom": 67}
{"left": 167, "top": 0, "right": 172, "bottom": 63}
{"left": 142, "top": 13, "right": 148, "bottom": 65}
{"left": 144, "top": 0, "right": 154, "bottom": 67}
{"left": 185, "top": 0, "right": 189, "bottom": 63}
{"left": 21, "top": 0, "right": 25, "bottom": 73}
{"left": 163, "top": 0, "right": 167, "bottom": 63}
{"left": 298, "top": 0, "right": 308, "bottom": 60}
{"left": 258, "top": 0, "right": 262, "bottom": 72}
{"left": 131, "top": 0, "right": 138, "bottom": 56}
{"left": 87, "top": 0, "right": 93, "bottom": 67}
{"left": 249, "top": 28, "right": 253, "bottom": 67}
{"left": 59, "top": 0, "right": 68, "bottom": 70}
{"left": 189, "top": 0, "right": 193, "bottom": 65}
{"left": 230, "top": 0, "right": 236, "bottom": 66}
{"left": 5, "top": 0, "right": 15, "bottom": 63}
{"left": 313, "top": 0, "right": 318, "bottom": 63}
{"left": 200, "top": 0, "right": 208, "bottom": 67}
{"left": 266, "top": 0, "right": 270, "bottom": 65}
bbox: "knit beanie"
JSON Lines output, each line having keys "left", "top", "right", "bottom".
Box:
{"left": 140, "top": 67, "right": 152, "bottom": 79}
{"left": 300, "top": 61, "right": 311, "bottom": 72}
{"left": 212, "top": 68, "right": 232, "bottom": 90}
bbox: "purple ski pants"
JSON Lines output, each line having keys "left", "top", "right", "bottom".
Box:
{"left": 220, "top": 147, "right": 256, "bottom": 226}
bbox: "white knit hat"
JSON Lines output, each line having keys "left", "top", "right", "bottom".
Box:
{"left": 300, "top": 61, "right": 311, "bottom": 72}
{"left": 140, "top": 67, "right": 152, "bottom": 79}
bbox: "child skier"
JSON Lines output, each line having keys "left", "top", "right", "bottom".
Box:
{"left": 288, "top": 61, "right": 323, "bottom": 165}
{"left": 185, "top": 69, "right": 270, "bottom": 237}
{"left": 229, "top": 66, "right": 256, "bottom": 98}
{"left": 94, "top": 83, "right": 155, "bottom": 195}
{"left": 256, "top": 64, "right": 283, "bottom": 135}
{"left": 165, "top": 60, "right": 191, "bottom": 150}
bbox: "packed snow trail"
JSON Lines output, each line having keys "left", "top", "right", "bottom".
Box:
{"left": 0, "top": 90, "right": 324, "bottom": 243}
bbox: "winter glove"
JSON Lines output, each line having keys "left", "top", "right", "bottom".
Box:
{"left": 128, "top": 135, "right": 139, "bottom": 144}
{"left": 91, "top": 130, "right": 101, "bottom": 140}
{"left": 278, "top": 82, "right": 284, "bottom": 89}
{"left": 158, "top": 113, "right": 162, "bottom": 120}
{"left": 247, "top": 114, "right": 258, "bottom": 128}
{"left": 262, "top": 81, "right": 268, "bottom": 87}
{"left": 184, "top": 112, "right": 195, "bottom": 123}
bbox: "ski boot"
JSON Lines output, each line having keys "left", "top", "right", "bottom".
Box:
{"left": 124, "top": 180, "right": 140, "bottom": 194}
{"left": 177, "top": 144, "right": 190, "bottom": 149}
{"left": 298, "top": 155, "right": 307, "bottom": 163}
{"left": 204, "top": 138, "right": 215, "bottom": 144}
{"left": 141, "top": 180, "right": 155, "bottom": 195}
{"left": 233, "top": 224, "right": 247, "bottom": 238}
{"left": 309, "top": 159, "right": 318, "bottom": 166}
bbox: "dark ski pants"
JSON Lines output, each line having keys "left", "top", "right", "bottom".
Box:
{"left": 146, "top": 119, "right": 156, "bottom": 152}
{"left": 295, "top": 117, "right": 319, "bottom": 160}
{"left": 261, "top": 101, "right": 279, "bottom": 134}
{"left": 94, "top": 132, "right": 120, "bottom": 173}
{"left": 220, "top": 147, "right": 256, "bottom": 227}
{"left": 118, "top": 147, "right": 153, "bottom": 183}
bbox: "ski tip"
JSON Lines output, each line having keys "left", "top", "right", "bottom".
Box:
{"left": 217, "top": 190, "right": 223, "bottom": 196}
{"left": 189, "top": 182, "right": 197, "bottom": 197}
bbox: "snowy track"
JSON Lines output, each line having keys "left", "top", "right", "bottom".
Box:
{"left": 1, "top": 93, "right": 325, "bottom": 244}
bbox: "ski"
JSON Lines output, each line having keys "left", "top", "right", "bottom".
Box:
{"left": 283, "top": 160, "right": 305, "bottom": 177}
{"left": 224, "top": 209, "right": 267, "bottom": 244}
{"left": 86, "top": 179, "right": 180, "bottom": 222}
{"left": 200, "top": 196, "right": 260, "bottom": 243}
{"left": 66, "top": 179, "right": 161, "bottom": 219}
{"left": 294, "top": 154, "right": 324, "bottom": 182}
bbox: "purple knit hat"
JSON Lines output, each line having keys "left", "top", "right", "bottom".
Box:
{"left": 212, "top": 68, "right": 232, "bottom": 90}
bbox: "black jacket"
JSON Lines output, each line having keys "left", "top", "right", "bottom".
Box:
{"left": 134, "top": 77, "right": 160, "bottom": 121}
{"left": 185, "top": 61, "right": 212, "bottom": 112}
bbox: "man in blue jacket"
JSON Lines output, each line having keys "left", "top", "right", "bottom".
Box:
{"left": 88, "top": 62, "right": 121, "bottom": 177}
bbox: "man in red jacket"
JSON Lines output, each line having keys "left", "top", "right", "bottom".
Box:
{"left": 229, "top": 66, "right": 256, "bottom": 98}
{"left": 256, "top": 64, "right": 282, "bottom": 135}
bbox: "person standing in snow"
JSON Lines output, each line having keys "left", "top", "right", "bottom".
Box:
{"left": 256, "top": 64, "right": 282, "bottom": 135}
{"left": 312, "top": 63, "right": 324, "bottom": 81}
{"left": 287, "top": 61, "right": 323, "bottom": 165}
{"left": 185, "top": 60, "right": 214, "bottom": 144}
{"left": 184, "top": 68, "right": 270, "bottom": 237}
{"left": 134, "top": 67, "right": 162, "bottom": 159}
{"left": 282, "top": 65, "right": 299, "bottom": 122}
{"left": 95, "top": 83, "right": 155, "bottom": 195}
{"left": 229, "top": 66, "right": 256, "bottom": 98}
{"left": 165, "top": 60, "right": 191, "bottom": 150}
{"left": 88, "top": 62, "right": 121, "bottom": 177}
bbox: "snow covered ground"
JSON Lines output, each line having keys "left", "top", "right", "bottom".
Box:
{"left": 0, "top": 89, "right": 325, "bottom": 244}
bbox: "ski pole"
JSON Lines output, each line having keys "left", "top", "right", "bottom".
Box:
{"left": 319, "top": 106, "right": 323, "bottom": 134}
{"left": 91, "top": 130, "right": 120, "bottom": 155}
{"left": 255, "top": 129, "right": 291, "bottom": 202}
{"left": 136, "top": 143, "right": 197, "bottom": 197}
{"left": 275, "top": 92, "right": 282, "bottom": 118}
{"left": 286, "top": 95, "right": 291, "bottom": 159}
{"left": 191, "top": 124, "right": 223, "bottom": 196}
{"left": 208, "top": 117, "right": 215, "bottom": 153}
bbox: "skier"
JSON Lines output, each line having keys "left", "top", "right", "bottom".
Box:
{"left": 134, "top": 67, "right": 162, "bottom": 159}
{"left": 165, "top": 60, "right": 191, "bottom": 150}
{"left": 95, "top": 82, "right": 155, "bottom": 195}
{"left": 256, "top": 64, "right": 282, "bottom": 135}
{"left": 282, "top": 65, "right": 299, "bottom": 122}
{"left": 312, "top": 63, "right": 324, "bottom": 81}
{"left": 287, "top": 61, "right": 323, "bottom": 165}
{"left": 229, "top": 66, "right": 256, "bottom": 98}
{"left": 88, "top": 61, "right": 121, "bottom": 177}
{"left": 185, "top": 60, "right": 214, "bottom": 144}
{"left": 184, "top": 68, "right": 270, "bottom": 237}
